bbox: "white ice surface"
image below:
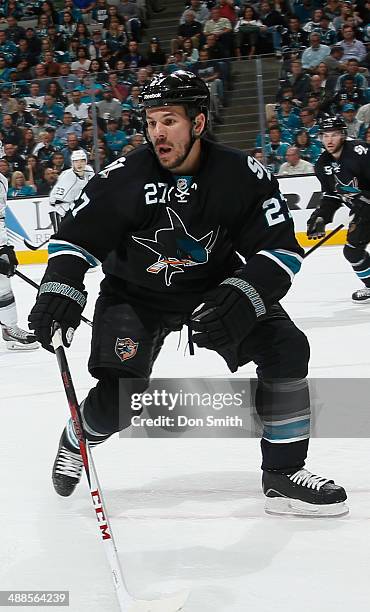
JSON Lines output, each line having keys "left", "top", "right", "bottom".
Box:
{"left": 1, "top": 247, "right": 370, "bottom": 612}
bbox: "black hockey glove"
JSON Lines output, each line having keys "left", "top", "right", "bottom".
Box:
{"left": 0, "top": 245, "right": 18, "bottom": 277}
{"left": 28, "top": 272, "right": 87, "bottom": 352}
{"left": 350, "top": 192, "right": 370, "bottom": 221}
{"left": 191, "top": 280, "right": 265, "bottom": 373}
{"left": 307, "top": 209, "right": 326, "bottom": 240}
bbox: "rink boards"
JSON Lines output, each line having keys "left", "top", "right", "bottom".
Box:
{"left": 6, "top": 174, "right": 350, "bottom": 265}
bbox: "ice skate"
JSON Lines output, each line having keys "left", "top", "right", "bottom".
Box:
{"left": 1, "top": 325, "right": 39, "bottom": 350}
{"left": 352, "top": 288, "right": 370, "bottom": 304}
{"left": 52, "top": 429, "right": 83, "bottom": 497}
{"left": 263, "top": 468, "right": 348, "bottom": 516}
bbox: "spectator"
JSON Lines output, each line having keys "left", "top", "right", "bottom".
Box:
{"left": 338, "top": 25, "right": 367, "bottom": 62}
{"left": 16, "top": 38, "right": 37, "bottom": 67}
{"left": 145, "top": 37, "right": 167, "bottom": 66}
{"left": 40, "top": 94, "right": 65, "bottom": 127}
{"left": 121, "top": 143, "right": 135, "bottom": 154}
{"left": 97, "top": 87, "right": 122, "bottom": 120}
{"left": 278, "top": 146, "right": 314, "bottom": 175}
{"left": 283, "top": 60, "right": 311, "bottom": 101}
{"left": 275, "top": 96, "right": 301, "bottom": 132}
{"left": 19, "top": 128, "right": 37, "bottom": 158}
{"left": 55, "top": 112, "right": 83, "bottom": 145}
{"left": 234, "top": 5, "right": 263, "bottom": 59}
{"left": 180, "top": 0, "right": 209, "bottom": 26}
{"left": 5, "top": 15, "right": 25, "bottom": 43}
{"left": 62, "top": 133, "right": 86, "bottom": 167}
{"left": 356, "top": 102, "right": 370, "bottom": 125}
{"left": 130, "top": 133, "right": 144, "bottom": 147}
{"left": 1, "top": 114, "right": 23, "bottom": 146}
{"left": 24, "top": 154, "right": 44, "bottom": 183}
{"left": 49, "top": 151, "right": 68, "bottom": 174}
{"left": 8, "top": 170, "right": 37, "bottom": 198}
{"left": 24, "top": 28, "right": 42, "bottom": 57}
{"left": 120, "top": 103, "right": 142, "bottom": 135}
{"left": 250, "top": 147, "right": 264, "bottom": 163}
{"left": 335, "top": 58, "right": 368, "bottom": 92}
{"left": 192, "top": 47, "right": 223, "bottom": 123}
{"left": 31, "top": 64, "right": 51, "bottom": 94}
{"left": 103, "top": 5, "right": 125, "bottom": 30}
{"left": 172, "top": 10, "right": 203, "bottom": 53}
{"left": 89, "top": 29, "right": 105, "bottom": 60}
{"left": 75, "top": 22, "right": 92, "bottom": 48}
{"left": 36, "top": 166, "right": 58, "bottom": 195}
{"left": 117, "top": 0, "right": 142, "bottom": 42}
{"left": 125, "top": 84, "right": 141, "bottom": 113}
{"left": 34, "top": 130, "right": 57, "bottom": 165}
{"left": 11, "top": 99, "right": 35, "bottom": 127}
{"left": 333, "top": 76, "right": 365, "bottom": 111}
{"left": 203, "top": 6, "right": 233, "bottom": 56}
{"left": 75, "top": 75, "right": 104, "bottom": 103}
{"left": 314, "top": 61, "right": 337, "bottom": 94}
{"left": 3, "top": 143, "right": 26, "bottom": 172}
{"left": 301, "top": 32, "right": 331, "bottom": 71}
{"left": 0, "top": 158, "right": 10, "bottom": 180}
{"left": 299, "top": 106, "right": 320, "bottom": 138}
{"left": 263, "top": 125, "right": 290, "bottom": 174}
{"left": 122, "top": 40, "right": 146, "bottom": 70}
{"left": 59, "top": 11, "right": 77, "bottom": 40}
{"left": 258, "top": 0, "right": 287, "bottom": 56}
{"left": 182, "top": 38, "right": 199, "bottom": 63}
{"left": 104, "top": 19, "right": 129, "bottom": 56}
{"left": 341, "top": 103, "right": 366, "bottom": 138}
{"left": 294, "top": 129, "right": 322, "bottom": 163}
{"left": 31, "top": 111, "right": 52, "bottom": 140}
{"left": 218, "top": 0, "right": 237, "bottom": 25}
{"left": 281, "top": 16, "right": 309, "bottom": 50}
{"left": 104, "top": 118, "right": 129, "bottom": 156}
{"left": 306, "top": 93, "right": 328, "bottom": 121}
{"left": 317, "top": 14, "right": 337, "bottom": 46}
{"left": 92, "top": 0, "right": 110, "bottom": 26}
{"left": 65, "top": 90, "right": 90, "bottom": 120}
{"left": 46, "top": 81, "right": 68, "bottom": 106}
{"left": 71, "top": 47, "right": 92, "bottom": 73}
{"left": 0, "top": 84, "right": 18, "bottom": 114}
{"left": 72, "top": 0, "right": 95, "bottom": 20}
{"left": 57, "top": 64, "right": 80, "bottom": 94}
{"left": 24, "top": 82, "right": 45, "bottom": 111}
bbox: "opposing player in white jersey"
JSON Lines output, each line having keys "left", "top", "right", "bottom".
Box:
{"left": 0, "top": 141, "right": 39, "bottom": 350}
{"left": 49, "top": 150, "right": 95, "bottom": 232}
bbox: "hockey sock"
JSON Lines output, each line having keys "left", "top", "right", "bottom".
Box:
{"left": 65, "top": 402, "right": 111, "bottom": 452}
{"left": 343, "top": 245, "right": 370, "bottom": 287}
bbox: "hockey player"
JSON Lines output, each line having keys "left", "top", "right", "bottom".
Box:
{"left": 307, "top": 115, "right": 370, "bottom": 303}
{"left": 49, "top": 149, "right": 94, "bottom": 233}
{"left": 29, "top": 71, "right": 347, "bottom": 516}
{"left": 0, "top": 142, "right": 39, "bottom": 350}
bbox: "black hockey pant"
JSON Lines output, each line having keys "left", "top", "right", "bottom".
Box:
{"left": 343, "top": 214, "right": 370, "bottom": 287}
{"left": 81, "top": 288, "right": 310, "bottom": 473}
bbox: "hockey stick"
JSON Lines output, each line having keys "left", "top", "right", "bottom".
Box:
{"left": 23, "top": 237, "right": 50, "bottom": 251}
{"left": 303, "top": 224, "right": 344, "bottom": 259}
{"left": 51, "top": 325, "right": 189, "bottom": 612}
{"left": 14, "top": 269, "right": 93, "bottom": 328}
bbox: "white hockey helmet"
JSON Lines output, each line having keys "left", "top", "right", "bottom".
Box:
{"left": 71, "top": 149, "right": 87, "bottom": 162}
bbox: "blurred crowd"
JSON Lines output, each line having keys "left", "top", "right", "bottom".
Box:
{"left": 0, "top": 0, "right": 368, "bottom": 197}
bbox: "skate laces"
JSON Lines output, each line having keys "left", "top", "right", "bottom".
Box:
{"left": 289, "top": 469, "right": 330, "bottom": 491}
{"left": 55, "top": 446, "right": 83, "bottom": 479}
{"left": 3, "top": 326, "right": 32, "bottom": 339}
{"left": 354, "top": 288, "right": 370, "bottom": 298}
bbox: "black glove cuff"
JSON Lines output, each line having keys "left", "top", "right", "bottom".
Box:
{"left": 39, "top": 281, "right": 87, "bottom": 308}
{"left": 220, "top": 277, "right": 267, "bottom": 318}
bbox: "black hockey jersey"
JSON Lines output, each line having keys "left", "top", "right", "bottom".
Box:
{"left": 315, "top": 140, "right": 370, "bottom": 221}
{"left": 48, "top": 140, "right": 303, "bottom": 312}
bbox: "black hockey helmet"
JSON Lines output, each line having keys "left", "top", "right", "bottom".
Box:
{"left": 140, "top": 70, "right": 210, "bottom": 130}
{"left": 318, "top": 115, "right": 347, "bottom": 133}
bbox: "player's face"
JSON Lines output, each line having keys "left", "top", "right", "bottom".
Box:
{"left": 146, "top": 105, "right": 204, "bottom": 171}
{"left": 72, "top": 159, "right": 87, "bottom": 174}
{"left": 321, "top": 130, "right": 345, "bottom": 155}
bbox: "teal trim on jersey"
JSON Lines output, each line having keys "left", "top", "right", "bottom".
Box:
{"left": 173, "top": 175, "right": 193, "bottom": 188}
{"left": 263, "top": 418, "right": 310, "bottom": 442}
{"left": 48, "top": 240, "right": 99, "bottom": 267}
{"left": 356, "top": 267, "right": 370, "bottom": 279}
{"left": 267, "top": 250, "right": 302, "bottom": 275}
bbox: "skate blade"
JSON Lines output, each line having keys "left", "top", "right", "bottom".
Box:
{"left": 128, "top": 589, "right": 189, "bottom": 612}
{"left": 5, "top": 340, "right": 40, "bottom": 351}
{"left": 265, "top": 496, "right": 349, "bottom": 517}
{"left": 352, "top": 298, "right": 370, "bottom": 304}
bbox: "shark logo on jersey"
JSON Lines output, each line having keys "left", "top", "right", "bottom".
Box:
{"left": 132, "top": 207, "right": 219, "bottom": 286}
{"left": 334, "top": 176, "right": 360, "bottom": 204}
